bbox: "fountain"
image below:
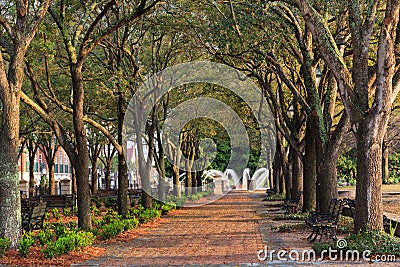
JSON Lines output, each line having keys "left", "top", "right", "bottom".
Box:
{"left": 224, "top": 169, "right": 241, "bottom": 189}
{"left": 202, "top": 170, "right": 232, "bottom": 195}
{"left": 248, "top": 168, "right": 269, "bottom": 191}
{"left": 202, "top": 168, "right": 270, "bottom": 193}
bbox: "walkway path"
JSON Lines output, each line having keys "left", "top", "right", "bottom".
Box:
{"left": 76, "top": 191, "right": 265, "bottom": 266}
{"left": 74, "top": 191, "right": 400, "bottom": 266}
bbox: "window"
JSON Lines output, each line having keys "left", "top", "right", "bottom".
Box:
{"left": 55, "top": 164, "right": 58, "bottom": 173}
{"left": 39, "top": 154, "right": 43, "bottom": 172}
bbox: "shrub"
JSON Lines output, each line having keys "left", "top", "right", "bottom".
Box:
{"left": 43, "top": 231, "right": 95, "bottom": 258}
{"left": 91, "top": 197, "right": 102, "bottom": 208}
{"left": 100, "top": 220, "right": 125, "bottom": 240}
{"left": 72, "top": 206, "right": 78, "bottom": 215}
{"left": 337, "top": 154, "right": 357, "bottom": 185}
{"left": 122, "top": 218, "right": 139, "bottom": 231}
{"left": 101, "top": 209, "right": 122, "bottom": 225}
{"left": 161, "top": 203, "right": 176, "bottom": 215}
{"left": 89, "top": 227, "right": 100, "bottom": 237}
{"left": 91, "top": 205, "right": 102, "bottom": 216}
{"left": 92, "top": 217, "right": 104, "bottom": 228}
{"left": 52, "top": 208, "right": 61, "bottom": 221}
{"left": 165, "top": 195, "right": 186, "bottom": 206}
{"left": 188, "top": 194, "right": 201, "bottom": 201}
{"left": 0, "top": 237, "right": 10, "bottom": 258}
{"left": 313, "top": 242, "right": 335, "bottom": 256}
{"left": 53, "top": 221, "right": 67, "bottom": 238}
{"left": 337, "top": 216, "right": 354, "bottom": 234}
{"left": 19, "top": 231, "right": 35, "bottom": 258}
{"left": 73, "top": 231, "right": 95, "bottom": 248}
{"left": 389, "top": 220, "right": 399, "bottom": 237}
{"left": 139, "top": 208, "right": 161, "bottom": 224}
{"left": 313, "top": 231, "right": 400, "bottom": 257}
{"left": 152, "top": 200, "right": 161, "bottom": 210}
{"left": 37, "top": 229, "right": 54, "bottom": 246}
{"left": 63, "top": 208, "right": 72, "bottom": 217}
{"left": 103, "top": 198, "right": 117, "bottom": 208}
{"left": 65, "top": 221, "right": 77, "bottom": 230}
{"left": 129, "top": 205, "right": 145, "bottom": 218}
{"left": 346, "top": 230, "right": 400, "bottom": 256}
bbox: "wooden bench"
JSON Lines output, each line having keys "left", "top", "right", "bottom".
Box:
{"left": 305, "top": 198, "right": 345, "bottom": 242}
{"left": 22, "top": 201, "right": 47, "bottom": 230}
{"left": 21, "top": 198, "right": 39, "bottom": 214}
{"left": 94, "top": 189, "right": 143, "bottom": 208}
{"left": 39, "top": 194, "right": 74, "bottom": 209}
{"left": 97, "top": 189, "right": 118, "bottom": 209}
{"left": 128, "top": 189, "right": 143, "bottom": 203}
{"left": 97, "top": 189, "right": 118, "bottom": 199}
{"left": 283, "top": 191, "right": 302, "bottom": 214}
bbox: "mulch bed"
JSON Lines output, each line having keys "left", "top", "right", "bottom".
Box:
{"left": 0, "top": 210, "right": 181, "bottom": 266}
{"left": 0, "top": 245, "right": 105, "bottom": 266}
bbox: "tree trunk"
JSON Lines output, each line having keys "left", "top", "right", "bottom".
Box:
{"left": 0, "top": 148, "right": 21, "bottom": 248}
{"left": 0, "top": 102, "right": 20, "bottom": 244}
{"left": 291, "top": 148, "right": 303, "bottom": 199}
{"left": 29, "top": 152, "right": 36, "bottom": 197}
{"left": 157, "top": 157, "right": 166, "bottom": 201}
{"left": 72, "top": 165, "right": 77, "bottom": 194}
{"left": 117, "top": 92, "right": 128, "bottom": 217}
{"left": 382, "top": 141, "right": 389, "bottom": 184}
{"left": 272, "top": 155, "right": 281, "bottom": 194}
{"left": 303, "top": 120, "right": 316, "bottom": 212}
{"left": 316, "top": 114, "right": 348, "bottom": 212}
{"left": 105, "top": 159, "right": 112, "bottom": 189}
{"left": 355, "top": 121, "right": 385, "bottom": 232}
{"left": 285, "top": 163, "right": 292, "bottom": 200}
{"left": 156, "top": 126, "right": 166, "bottom": 202}
{"left": 318, "top": 153, "right": 339, "bottom": 212}
{"left": 275, "top": 136, "right": 286, "bottom": 195}
{"left": 173, "top": 167, "right": 181, "bottom": 198}
{"left": 0, "top": 50, "right": 24, "bottom": 247}
{"left": 185, "top": 170, "right": 192, "bottom": 196}
{"left": 118, "top": 152, "right": 128, "bottom": 216}
{"left": 48, "top": 162, "right": 55, "bottom": 195}
{"left": 191, "top": 172, "right": 197, "bottom": 194}
{"left": 91, "top": 161, "right": 98, "bottom": 195}
{"left": 197, "top": 171, "right": 203, "bottom": 192}
{"left": 71, "top": 65, "right": 91, "bottom": 230}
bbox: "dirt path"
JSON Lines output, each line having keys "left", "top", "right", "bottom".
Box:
{"left": 75, "top": 191, "right": 265, "bottom": 266}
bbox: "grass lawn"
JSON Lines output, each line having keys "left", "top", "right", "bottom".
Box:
{"left": 339, "top": 184, "right": 400, "bottom": 192}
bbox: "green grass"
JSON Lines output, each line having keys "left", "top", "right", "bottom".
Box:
{"left": 339, "top": 184, "right": 400, "bottom": 192}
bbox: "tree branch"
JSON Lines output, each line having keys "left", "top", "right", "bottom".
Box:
{"left": 25, "top": 0, "right": 51, "bottom": 48}
{"left": 0, "top": 16, "right": 13, "bottom": 38}
{"left": 79, "top": 0, "right": 160, "bottom": 61}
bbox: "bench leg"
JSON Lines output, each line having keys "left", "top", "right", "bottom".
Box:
{"left": 309, "top": 227, "right": 321, "bottom": 243}
{"left": 307, "top": 228, "right": 317, "bottom": 241}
